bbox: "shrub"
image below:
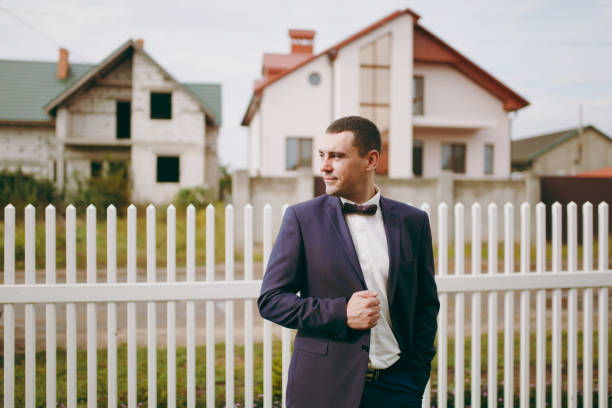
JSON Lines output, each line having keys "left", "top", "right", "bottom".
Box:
{"left": 66, "top": 163, "right": 130, "bottom": 215}
{"left": 174, "top": 187, "right": 214, "bottom": 209}
{"left": 0, "top": 169, "right": 58, "bottom": 213}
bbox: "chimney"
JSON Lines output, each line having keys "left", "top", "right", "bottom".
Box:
{"left": 289, "top": 29, "right": 315, "bottom": 55}
{"left": 136, "top": 38, "right": 144, "bottom": 48}
{"left": 57, "top": 47, "right": 69, "bottom": 80}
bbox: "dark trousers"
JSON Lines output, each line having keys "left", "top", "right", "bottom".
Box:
{"left": 359, "top": 361, "right": 426, "bottom": 408}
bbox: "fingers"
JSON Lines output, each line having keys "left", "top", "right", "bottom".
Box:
{"left": 354, "top": 290, "right": 378, "bottom": 298}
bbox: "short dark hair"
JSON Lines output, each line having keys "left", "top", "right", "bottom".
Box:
{"left": 325, "top": 116, "right": 382, "bottom": 156}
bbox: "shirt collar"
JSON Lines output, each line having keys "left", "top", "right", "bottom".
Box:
{"left": 340, "top": 185, "right": 381, "bottom": 207}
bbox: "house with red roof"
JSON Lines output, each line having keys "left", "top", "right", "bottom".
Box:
{"left": 242, "top": 9, "right": 528, "bottom": 180}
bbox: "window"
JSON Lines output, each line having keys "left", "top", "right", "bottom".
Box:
{"left": 150, "top": 92, "right": 172, "bottom": 119}
{"left": 413, "top": 76, "right": 424, "bottom": 115}
{"left": 91, "top": 161, "right": 102, "bottom": 178}
{"left": 286, "top": 137, "right": 313, "bottom": 170}
{"left": 116, "top": 101, "right": 131, "bottom": 139}
{"left": 441, "top": 143, "right": 466, "bottom": 174}
{"left": 109, "top": 161, "right": 128, "bottom": 180}
{"left": 412, "top": 140, "right": 423, "bottom": 177}
{"left": 484, "top": 144, "right": 494, "bottom": 175}
{"left": 157, "top": 156, "right": 179, "bottom": 182}
{"left": 359, "top": 33, "right": 391, "bottom": 174}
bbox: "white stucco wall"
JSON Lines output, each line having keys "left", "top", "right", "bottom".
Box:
{"left": 413, "top": 62, "right": 511, "bottom": 178}
{"left": 257, "top": 54, "right": 332, "bottom": 177}
{"left": 130, "top": 51, "right": 207, "bottom": 203}
{"left": 0, "top": 125, "right": 55, "bottom": 177}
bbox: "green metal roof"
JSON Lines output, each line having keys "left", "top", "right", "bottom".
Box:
{"left": 0, "top": 58, "right": 222, "bottom": 125}
{"left": 184, "top": 83, "right": 222, "bottom": 126}
{"left": 0, "top": 59, "right": 94, "bottom": 122}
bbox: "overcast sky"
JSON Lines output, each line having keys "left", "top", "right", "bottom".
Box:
{"left": 1, "top": 0, "right": 611, "bottom": 170}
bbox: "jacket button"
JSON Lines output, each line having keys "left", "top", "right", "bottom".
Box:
{"left": 362, "top": 345, "right": 369, "bottom": 352}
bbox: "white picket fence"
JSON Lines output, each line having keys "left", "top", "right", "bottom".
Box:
{"left": 1, "top": 201, "right": 610, "bottom": 408}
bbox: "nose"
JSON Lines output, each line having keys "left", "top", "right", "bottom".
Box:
{"left": 320, "top": 155, "right": 332, "bottom": 173}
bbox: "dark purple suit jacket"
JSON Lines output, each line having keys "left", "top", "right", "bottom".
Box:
{"left": 258, "top": 194, "right": 439, "bottom": 408}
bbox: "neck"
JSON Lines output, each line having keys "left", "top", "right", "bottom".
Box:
{"left": 348, "top": 183, "right": 377, "bottom": 205}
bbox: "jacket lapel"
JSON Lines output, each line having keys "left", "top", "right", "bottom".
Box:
{"left": 325, "top": 196, "right": 367, "bottom": 289}
{"left": 380, "top": 196, "right": 400, "bottom": 305}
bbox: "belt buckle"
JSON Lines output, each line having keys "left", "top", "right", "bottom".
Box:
{"left": 365, "top": 368, "right": 380, "bottom": 382}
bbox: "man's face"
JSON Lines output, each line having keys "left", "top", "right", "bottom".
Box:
{"left": 318, "top": 131, "right": 372, "bottom": 202}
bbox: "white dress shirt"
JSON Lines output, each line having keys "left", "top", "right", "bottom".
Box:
{"left": 341, "top": 187, "right": 401, "bottom": 369}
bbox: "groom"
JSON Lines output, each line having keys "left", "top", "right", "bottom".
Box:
{"left": 258, "top": 116, "right": 439, "bottom": 408}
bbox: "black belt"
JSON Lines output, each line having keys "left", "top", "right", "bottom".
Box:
{"left": 365, "top": 359, "right": 403, "bottom": 382}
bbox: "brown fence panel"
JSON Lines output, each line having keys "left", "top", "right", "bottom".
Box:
{"left": 541, "top": 176, "right": 612, "bottom": 243}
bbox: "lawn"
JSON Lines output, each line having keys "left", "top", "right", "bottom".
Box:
{"left": 1, "top": 331, "right": 610, "bottom": 407}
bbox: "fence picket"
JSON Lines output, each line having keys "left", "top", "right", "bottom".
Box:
{"left": 187, "top": 204, "right": 196, "bottom": 408}
{"left": 107, "top": 205, "right": 118, "bottom": 407}
{"left": 25, "top": 204, "right": 36, "bottom": 408}
{"left": 66, "top": 205, "right": 77, "bottom": 408}
{"left": 86, "top": 205, "right": 97, "bottom": 407}
{"left": 503, "top": 203, "right": 514, "bottom": 408}
{"left": 263, "top": 204, "right": 273, "bottom": 408}
{"left": 454, "top": 203, "right": 465, "bottom": 408}
{"left": 127, "top": 204, "right": 137, "bottom": 407}
{"left": 45, "top": 205, "right": 57, "bottom": 408}
{"left": 535, "top": 202, "right": 546, "bottom": 408}
{"left": 597, "top": 202, "right": 608, "bottom": 408}
{"left": 147, "top": 205, "right": 157, "bottom": 407}
{"left": 244, "top": 204, "right": 254, "bottom": 408}
{"left": 551, "top": 202, "right": 562, "bottom": 408}
{"left": 519, "top": 203, "right": 530, "bottom": 408}
{"left": 487, "top": 203, "right": 498, "bottom": 408}
{"left": 567, "top": 202, "right": 578, "bottom": 408}
{"left": 225, "top": 205, "right": 235, "bottom": 407}
{"left": 4, "top": 204, "right": 15, "bottom": 408}
{"left": 471, "top": 203, "right": 481, "bottom": 408}
{"left": 437, "top": 202, "right": 448, "bottom": 408}
{"left": 206, "top": 204, "right": 215, "bottom": 408}
{"left": 582, "top": 202, "right": 593, "bottom": 408}
{"left": 166, "top": 205, "right": 177, "bottom": 408}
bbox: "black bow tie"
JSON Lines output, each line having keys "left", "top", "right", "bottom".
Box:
{"left": 342, "top": 202, "right": 378, "bottom": 215}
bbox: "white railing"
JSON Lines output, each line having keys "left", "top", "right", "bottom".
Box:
{"left": 1, "top": 201, "right": 610, "bottom": 408}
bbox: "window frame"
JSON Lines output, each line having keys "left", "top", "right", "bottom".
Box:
{"left": 286, "top": 137, "right": 313, "bottom": 171}
{"left": 413, "top": 75, "right": 424, "bottom": 115}
{"left": 156, "top": 156, "right": 180, "bottom": 183}
{"left": 150, "top": 92, "right": 172, "bottom": 120}
{"left": 441, "top": 143, "right": 466, "bottom": 174}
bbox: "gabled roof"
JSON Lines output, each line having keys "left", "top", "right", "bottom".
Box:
{"left": 511, "top": 125, "right": 611, "bottom": 166}
{"left": 0, "top": 59, "right": 94, "bottom": 124}
{"left": 44, "top": 39, "right": 220, "bottom": 125}
{"left": 241, "top": 8, "right": 529, "bottom": 126}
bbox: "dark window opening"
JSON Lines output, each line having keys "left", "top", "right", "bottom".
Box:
{"left": 484, "top": 144, "right": 494, "bottom": 175}
{"left": 286, "top": 137, "right": 313, "bottom": 170}
{"left": 157, "top": 156, "right": 179, "bottom": 182}
{"left": 412, "top": 140, "right": 423, "bottom": 177}
{"left": 441, "top": 143, "right": 466, "bottom": 174}
{"left": 413, "top": 76, "right": 424, "bottom": 115}
{"left": 116, "top": 101, "right": 131, "bottom": 139}
{"left": 109, "top": 161, "right": 128, "bottom": 180}
{"left": 150, "top": 92, "right": 172, "bottom": 119}
{"left": 91, "top": 161, "right": 103, "bottom": 178}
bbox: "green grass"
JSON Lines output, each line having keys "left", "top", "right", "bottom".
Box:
{"left": 1, "top": 331, "right": 610, "bottom": 407}
{"left": 0, "top": 342, "right": 284, "bottom": 407}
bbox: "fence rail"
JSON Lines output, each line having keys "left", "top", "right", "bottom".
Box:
{"left": 2, "top": 201, "right": 611, "bottom": 408}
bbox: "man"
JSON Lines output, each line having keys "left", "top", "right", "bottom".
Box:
{"left": 258, "top": 116, "right": 439, "bottom": 408}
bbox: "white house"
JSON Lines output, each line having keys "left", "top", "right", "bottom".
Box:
{"left": 241, "top": 9, "right": 529, "bottom": 181}
{"left": 0, "top": 39, "right": 221, "bottom": 203}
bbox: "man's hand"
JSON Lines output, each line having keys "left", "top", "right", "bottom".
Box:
{"left": 346, "top": 290, "right": 380, "bottom": 329}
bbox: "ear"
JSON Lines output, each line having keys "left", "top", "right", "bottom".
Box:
{"left": 365, "top": 150, "right": 379, "bottom": 172}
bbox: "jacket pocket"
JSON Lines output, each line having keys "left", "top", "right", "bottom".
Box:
{"left": 294, "top": 335, "right": 328, "bottom": 356}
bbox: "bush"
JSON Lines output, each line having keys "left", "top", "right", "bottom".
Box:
{"left": 0, "top": 169, "right": 58, "bottom": 213}
{"left": 67, "top": 163, "right": 130, "bottom": 215}
{"left": 174, "top": 187, "right": 214, "bottom": 209}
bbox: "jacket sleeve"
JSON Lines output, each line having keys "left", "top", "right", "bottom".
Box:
{"left": 412, "top": 213, "right": 440, "bottom": 370}
{"left": 257, "top": 206, "right": 350, "bottom": 338}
